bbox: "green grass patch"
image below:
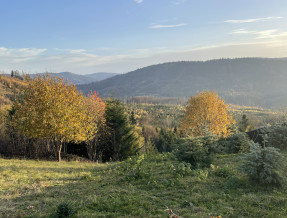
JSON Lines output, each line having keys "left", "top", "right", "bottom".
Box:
{"left": 0, "top": 153, "right": 287, "bottom": 217}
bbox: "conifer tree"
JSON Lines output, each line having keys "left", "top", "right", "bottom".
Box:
{"left": 104, "top": 98, "right": 142, "bottom": 161}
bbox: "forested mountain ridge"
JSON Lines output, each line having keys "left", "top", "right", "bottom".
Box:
{"left": 78, "top": 58, "right": 287, "bottom": 108}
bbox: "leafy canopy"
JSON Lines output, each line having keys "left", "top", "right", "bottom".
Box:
{"left": 13, "top": 74, "right": 105, "bottom": 160}
{"left": 181, "top": 91, "right": 235, "bottom": 137}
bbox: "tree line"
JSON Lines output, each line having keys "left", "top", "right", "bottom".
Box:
{"left": 0, "top": 74, "right": 142, "bottom": 162}
{"left": 1, "top": 73, "right": 263, "bottom": 163}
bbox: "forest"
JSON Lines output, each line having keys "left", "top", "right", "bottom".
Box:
{"left": 1, "top": 73, "right": 287, "bottom": 217}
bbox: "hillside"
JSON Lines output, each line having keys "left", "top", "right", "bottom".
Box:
{"left": 1, "top": 153, "right": 287, "bottom": 217}
{"left": 78, "top": 58, "right": 287, "bottom": 108}
{"left": 29, "top": 72, "right": 117, "bottom": 85}
{"left": 0, "top": 75, "right": 27, "bottom": 106}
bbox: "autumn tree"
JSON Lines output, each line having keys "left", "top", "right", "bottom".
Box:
{"left": 181, "top": 91, "right": 235, "bottom": 137}
{"left": 13, "top": 74, "right": 104, "bottom": 161}
{"left": 85, "top": 91, "right": 106, "bottom": 161}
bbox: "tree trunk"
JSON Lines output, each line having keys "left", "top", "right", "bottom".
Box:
{"left": 58, "top": 142, "right": 62, "bottom": 162}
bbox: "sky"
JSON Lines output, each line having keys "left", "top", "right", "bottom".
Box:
{"left": 1, "top": 0, "right": 287, "bottom": 74}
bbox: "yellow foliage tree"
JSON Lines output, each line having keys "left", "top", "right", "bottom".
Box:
{"left": 181, "top": 91, "right": 235, "bottom": 137}
{"left": 13, "top": 74, "right": 105, "bottom": 161}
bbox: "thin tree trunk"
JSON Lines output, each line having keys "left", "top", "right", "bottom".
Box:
{"left": 58, "top": 141, "right": 63, "bottom": 162}
{"left": 58, "top": 146, "right": 61, "bottom": 162}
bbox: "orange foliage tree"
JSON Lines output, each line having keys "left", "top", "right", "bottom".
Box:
{"left": 181, "top": 91, "right": 235, "bottom": 137}
{"left": 13, "top": 74, "right": 105, "bottom": 161}
{"left": 84, "top": 91, "right": 106, "bottom": 160}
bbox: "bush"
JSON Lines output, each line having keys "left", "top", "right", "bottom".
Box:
{"left": 173, "top": 134, "right": 217, "bottom": 168}
{"left": 55, "top": 202, "right": 76, "bottom": 218}
{"left": 155, "top": 127, "right": 177, "bottom": 152}
{"left": 212, "top": 165, "right": 235, "bottom": 178}
{"left": 239, "top": 141, "right": 286, "bottom": 186}
{"left": 224, "top": 175, "right": 244, "bottom": 190}
{"left": 123, "top": 155, "right": 152, "bottom": 181}
{"left": 169, "top": 162, "right": 192, "bottom": 177}
{"left": 266, "top": 125, "right": 287, "bottom": 150}
{"left": 218, "top": 132, "right": 250, "bottom": 154}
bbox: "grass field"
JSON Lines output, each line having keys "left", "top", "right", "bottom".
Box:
{"left": 1, "top": 153, "right": 287, "bottom": 217}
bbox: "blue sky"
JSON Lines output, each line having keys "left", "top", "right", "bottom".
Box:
{"left": 1, "top": 0, "right": 287, "bottom": 74}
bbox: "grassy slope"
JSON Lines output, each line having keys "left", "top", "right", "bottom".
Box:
{"left": 0, "top": 75, "right": 27, "bottom": 106}
{"left": 1, "top": 153, "right": 287, "bottom": 218}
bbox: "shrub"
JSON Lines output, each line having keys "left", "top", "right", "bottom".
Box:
{"left": 224, "top": 175, "right": 243, "bottom": 190}
{"left": 169, "top": 162, "right": 192, "bottom": 177}
{"left": 239, "top": 141, "right": 286, "bottom": 186}
{"left": 212, "top": 165, "right": 235, "bottom": 178}
{"left": 218, "top": 132, "right": 250, "bottom": 154}
{"left": 56, "top": 202, "right": 76, "bottom": 218}
{"left": 123, "top": 155, "right": 152, "bottom": 181}
{"left": 266, "top": 125, "right": 287, "bottom": 150}
{"left": 155, "top": 127, "right": 177, "bottom": 152}
{"left": 173, "top": 134, "right": 217, "bottom": 168}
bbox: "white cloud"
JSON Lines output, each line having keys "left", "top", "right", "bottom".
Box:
{"left": 171, "top": 0, "right": 186, "bottom": 5}
{"left": 231, "top": 28, "right": 287, "bottom": 40}
{"left": 150, "top": 23, "right": 187, "bottom": 29}
{"left": 224, "top": 16, "right": 283, "bottom": 24}
{"left": 134, "top": 0, "right": 143, "bottom": 3}
{"left": 2, "top": 39, "right": 287, "bottom": 74}
{"left": 0, "top": 47, "right": 47, "bottom": 58}
{"left": 68, "top": 49, "right": 87, "bottom": 54}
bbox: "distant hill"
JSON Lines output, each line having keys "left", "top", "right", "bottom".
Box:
{"left": 29, "top": 72, "right": 117, "bottom": 85}
{"left": 0, "top": 75, "right": 27, "bottom": 106}
{"left": 77, "top": 58, "right": 287, "bottom": 108}
{"left": 85, "top": 72, "right": 118, "bottom": 81}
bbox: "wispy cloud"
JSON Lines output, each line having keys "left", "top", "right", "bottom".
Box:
{"left": 231, "top": 28, "right": 287, "bottom": 40}
{"left": 150, "top": 23, "right": 187, "bottom": 29}
{"left": 134, "top": 0, "right": 143, "bottom": 3}
{"left": 171, "top": 0, "right": 186, "bottom": 5}
{"left": 68, "top": 49, "right": 87, "bottom": 54}
{"left": 2, "top": 39, "right": 287, "bottom": 74}
{"left": 224, "top": 16, "right": 283, "bottom": 24}
{"left": 0, "top": 47, "right": 47, "bottom": 57}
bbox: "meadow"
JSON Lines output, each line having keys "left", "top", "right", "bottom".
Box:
{"left": 1, "top": 76, "right": 287, "bottom": 217}
{"left": 1, "top": 152, "right": 287, "bottom": 217}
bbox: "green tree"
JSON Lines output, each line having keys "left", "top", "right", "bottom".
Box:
{"left": 239, "top": 141, "right": 286, "bottom": 185}
{"left": 173, "top": 133, "right": 217, "bottom": 168}
{"left": 130, "top": 110, "right": 136, "bottom": 125}
{"left": 155, "top": 127, "right": 177, "bottom": 152}
{"left": 238, "top": 114, "right": 252, "bottom": 132}
{"left": 13, "top": 74, "right": 102, "bottom": 161}
{"left": 104, "top": 98, "right": 142, "bottom": 161}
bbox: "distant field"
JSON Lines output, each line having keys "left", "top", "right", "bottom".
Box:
{"left": 1, "top": 153, "right": 287, "bottom": 217}
{"left": 229, "top": 104, "right": 286, "bottom": 128}
{"left": 126, "top": 103, "right": 286, "bottom": 129}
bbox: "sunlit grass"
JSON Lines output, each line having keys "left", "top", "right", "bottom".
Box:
{"left": 1, "top": 153, "right": 287, "bottom": 217}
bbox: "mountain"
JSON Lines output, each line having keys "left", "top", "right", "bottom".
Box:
{"left": 84, "top": 72, "right": 118, "bottom": 81}
{"left": 29, "top": 72, "right": 116, "bottom": 85}
{"left": 77, "top": 58, "right": 287, "bottom": 108}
